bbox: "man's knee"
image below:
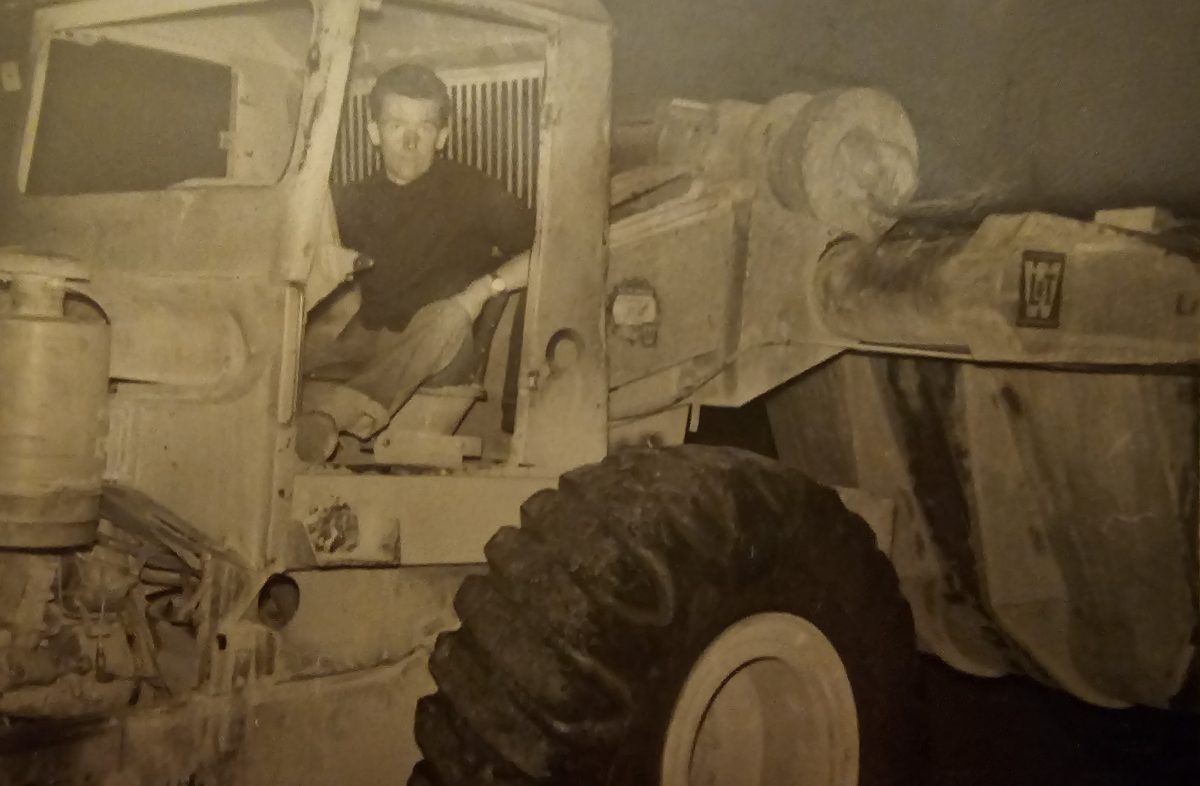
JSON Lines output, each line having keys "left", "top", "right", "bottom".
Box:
{"left": 408, "top": 299, "right": 473, "bottom": 338}
{"left": 364, "top": 299, "right": 473, "bottom": 378}
{"left": 301, "top": 313, "right": 377, "bottom": 378}
{"left": 426, "top": 330, "right": 477, "bottom": 386}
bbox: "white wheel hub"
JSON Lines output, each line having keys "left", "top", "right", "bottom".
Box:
{"left": 661, "top": 612, "right": 859, "bottom": 786}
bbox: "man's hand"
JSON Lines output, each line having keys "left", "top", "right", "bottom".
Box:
{"left": 492, "top": 250, "right": 531, "bottom": 291}
{"left": 305, "top": 245, "right": 367, "bottom": 311}
{"left": 451, "top": 251, "right": 531, "bottom": 321}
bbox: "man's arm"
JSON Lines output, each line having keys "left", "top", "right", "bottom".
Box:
{"left": 305, "top": 187, "right": 375, "bottom": 308}
{"left": 453, "top": 250, "right": 530, "bottom": 321}
{"left": 452, "top": 172, "right": 536, "bottom": 320}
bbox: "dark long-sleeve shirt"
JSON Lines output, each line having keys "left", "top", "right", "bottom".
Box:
{"left": 334, "top": 158, "right": 535, "bottom": 332}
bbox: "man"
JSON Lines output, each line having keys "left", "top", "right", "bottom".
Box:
{"left": 298, "top": 64, "right": 534, "bottom": 461}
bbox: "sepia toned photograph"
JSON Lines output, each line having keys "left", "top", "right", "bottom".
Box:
{"left": 0, "top": 1, "right": 1197, "bottom": 783}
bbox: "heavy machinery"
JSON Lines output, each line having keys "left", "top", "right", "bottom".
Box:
{"left": 0, "top": 0, "right": 1196, "bottom": 784}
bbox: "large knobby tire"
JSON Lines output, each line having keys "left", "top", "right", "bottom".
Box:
{"left": 410, "top": 445, "right": 917, "bottom": 786}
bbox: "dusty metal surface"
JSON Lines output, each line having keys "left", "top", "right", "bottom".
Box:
{"left": 769, "top": 351, "right": 1199, "bottom": 708}
{"left": 598, "top": 61, "right": 1200, "bottom": 711}
{"left": 1, "top": 646, "right": 444, "bottom": 786}
{"left": 507, "top": 5, "right": 611, "bottom": 470}
{"left": 0, "top": 2, "right": 611, "bottom": 780}
{"left": 957, "top": 364, "right": 1196, "bottom": 707}
{"left": 607, "top": 189, "right": 739, "bottom": 388}
{"left": 0, "top": 296, "right": 109, "bottom": 548}
{"left": 767, "top": 356, "right": 1013, "bottom": 680}
{"left": 0, "top": 251, "right": 110, "bottom": 549}
{"left": 814, "top": 213, "right": 1200, "bottom": 365}
{"left": 0, "top": 0, "right": 1196, "bottom": 782}
{"left": 604, "top": 86, "right": 920, "bottom": 416}
{"left": 291, "top": 470, "right": 556, "bottom": 566}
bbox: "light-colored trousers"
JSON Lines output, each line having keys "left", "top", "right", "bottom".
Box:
{"left": 301, "top": 299, "right": 475, "bottom": 420}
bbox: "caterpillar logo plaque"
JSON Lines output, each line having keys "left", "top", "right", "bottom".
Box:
{"left": 1018, "top": 250, "right": 1066, "bottom": 328}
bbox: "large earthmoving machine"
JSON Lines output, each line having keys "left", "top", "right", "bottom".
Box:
{"left": 0, "top": 1, "right": 1197, "bottom": 784}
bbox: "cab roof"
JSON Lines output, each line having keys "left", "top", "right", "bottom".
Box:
{"left": 389, "top": 0, "right": 610, "bottom": 26}
{"left": 32, "top": 0, "right": 610, "bottom": 29}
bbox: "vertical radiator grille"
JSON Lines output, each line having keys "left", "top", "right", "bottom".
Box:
{"left": 333, "top": 63, "right": 543, "bottom": 206}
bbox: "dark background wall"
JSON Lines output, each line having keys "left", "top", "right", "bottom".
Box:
{"left": 2, "top": 1, "right": 1198, "bottom": 220}
{"left": 604, "top": 0, "right": 1200, "bottom": 220}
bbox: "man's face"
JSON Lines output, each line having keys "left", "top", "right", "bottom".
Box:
{"left": 368, "top": 94, "right": 449, "bottom": 185}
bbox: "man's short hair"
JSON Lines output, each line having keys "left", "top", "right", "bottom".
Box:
{"left": 369, "top": 64, "right": 451, "bottom": 127}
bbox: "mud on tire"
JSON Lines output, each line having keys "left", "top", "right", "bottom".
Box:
{"left": 410, "top": 445, "right": 917, "bottom": 785}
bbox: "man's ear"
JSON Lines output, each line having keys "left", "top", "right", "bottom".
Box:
{"left": 435, "top": 126, "right": 449, "bottom": 152}
{"left": 367, "top": 120, "right": 381, "bottom": 148}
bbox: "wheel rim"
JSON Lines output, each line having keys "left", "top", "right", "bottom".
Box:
{"left": 661, "top": 612, "right": 859, "bottom": 786}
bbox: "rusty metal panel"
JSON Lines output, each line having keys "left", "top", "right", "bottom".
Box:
{"left": 0, "top": 2, "right": 334, "bottom": 575}
{"left": 455, "top": 0, "right": 610, "bottom": 23}
{"left": 290, "top": 471, "right": 555, "bottom": 566}
{"left": 765, "top": 359, "right": 860, "bottom": 490}
{"left": 715, "top": 192, "right": 842, "bottom": 394}
{"left": 770, "top": 354, "right": 1014, "bottom": 679}
{"left": 883, "top": 357, "right": 1198, "bottom": 707}
{"left": 509, "top": 17, "right": 610, "bottom": 469}
{"left": 3, "top": 188, "right": 286, "bottom": 276}
{"left": 104, "top": 326, "right": 286, "bottom": 564}
{"left": 0, "top": 315, "right": 109, "bottom": 548}
{"left": 4, "top": 194, "right": 297, "bottom": 569}
{"left": 960, "top": 365, "right": 1197, "bottom": 707}
{"left": 32, "top": 0, "right": 275, "bottom": 32}
{"left": 278, "top": 0, "right": 358, "bottom": 285}
{"left": 280, "top": 565, "right": 475, "bottom": 675}
{"left": 606, "top": 193, "right": 736, "bottom": 388}
{"left": 0, "top": 644, "right": 452, "bottom": 784}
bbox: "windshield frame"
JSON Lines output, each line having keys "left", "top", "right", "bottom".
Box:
{"left": 17, "top": 0, "right": 314, "bottom": 195}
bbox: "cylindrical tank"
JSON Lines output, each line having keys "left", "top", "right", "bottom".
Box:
{"left": 0, "top": 255, "right": 110, "bottom": 549}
